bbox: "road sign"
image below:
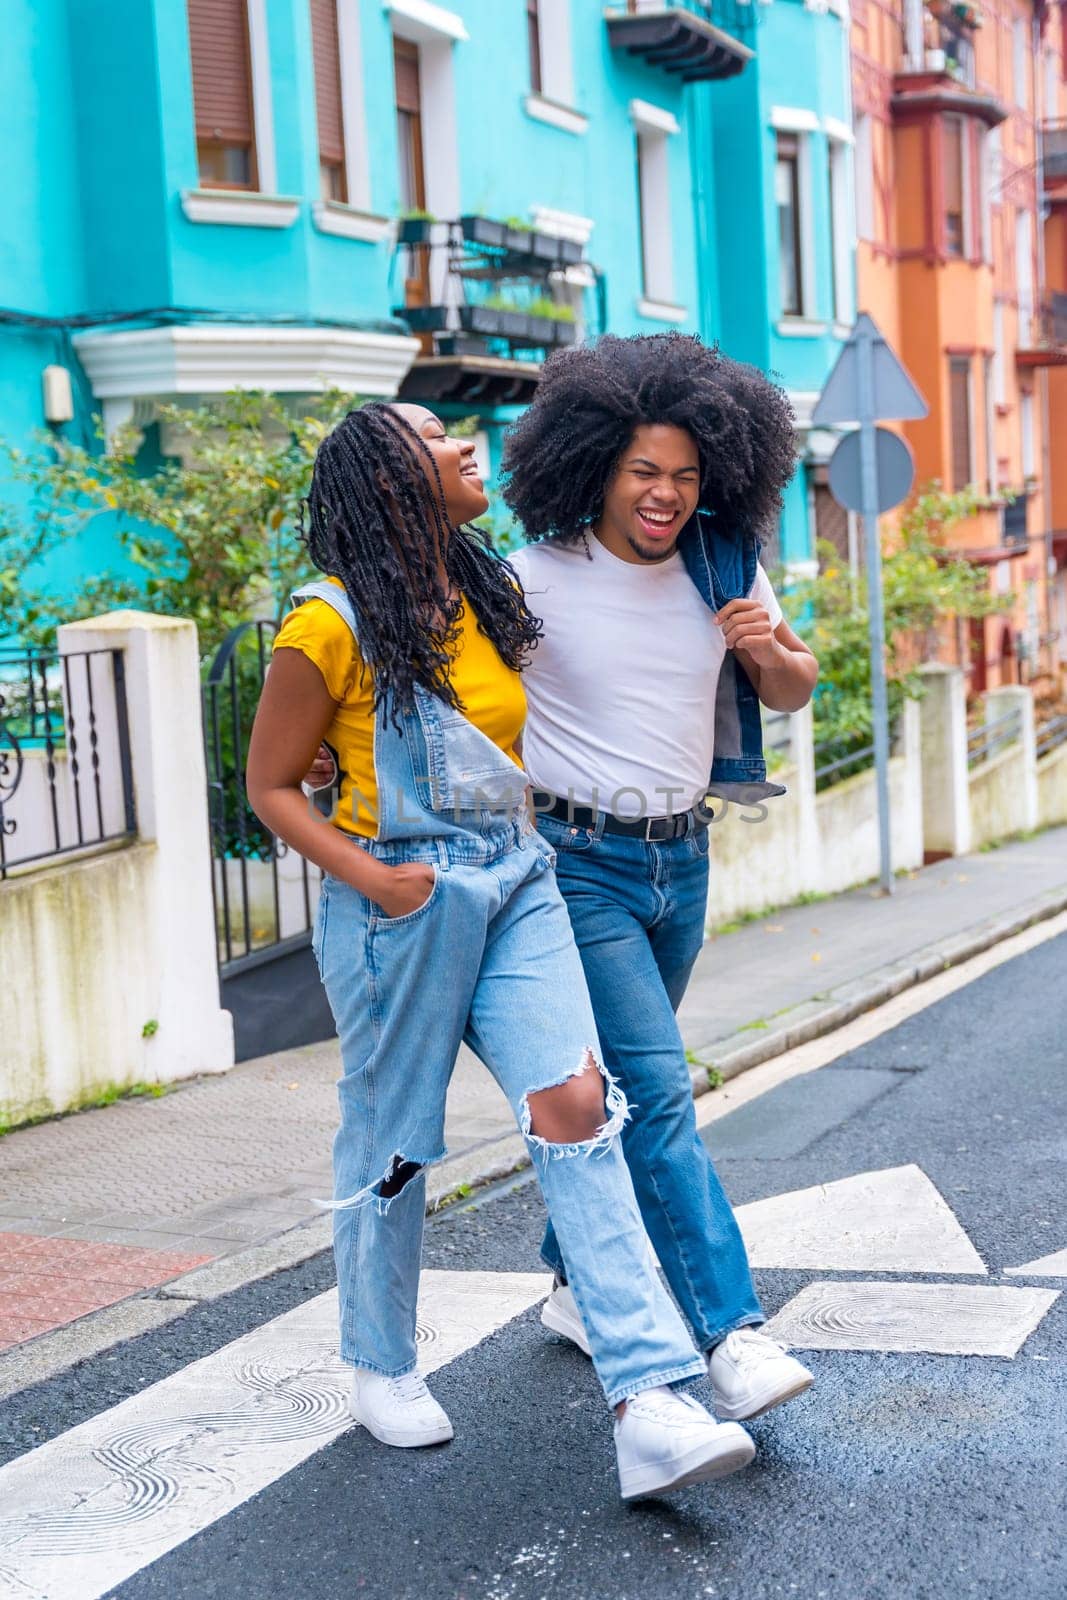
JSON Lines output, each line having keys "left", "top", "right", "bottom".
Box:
{"left": 829, "top": 427, "right": 915, "bottom": 515}
{"left": 812, "top": 315, "right": 929, "bottom": 898}
{"left": 813, "top": 313, "right": 927, "bottom": 428}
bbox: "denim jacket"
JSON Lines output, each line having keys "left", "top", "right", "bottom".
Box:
{"left": 679, "top": 511, "right": 786, "bottom": 805}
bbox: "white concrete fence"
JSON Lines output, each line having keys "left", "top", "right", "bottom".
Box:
{"left": 2, "top": 611, "right": 1064, "bottom": 1126}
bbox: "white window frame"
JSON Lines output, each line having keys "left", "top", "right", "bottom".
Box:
{"left": 389, "top": 3, "right": 464, "bottom": 300}
{"left": 1021, "top": 389, "right": 1036, "bottom": 479}
{"left": 979, "top": 127, "right": 994, "bottom": 264}
{"left": 312, "top": 0, "right": 390, "bottom": 240}
{"left": 525, "top": 0, "right": 587, "bottom": 134}
{"left": 825, "top": 121, "right": 855, "bottom": 327}
{"left": 993, "top": 299, "right": 1006, "bottom": 405}
{"left": 631, "top": 100, "right": 684, "bottom": 320}
{"left": 983, "top": 353, "right": 996, "bottom": 493}
{"left": 771, "top": 108, "right": 818, "bottom": 326}
{"left": 854, "top": 112, "right": 874, "bottom": 242}
{"left": 247, "top": 0, "right": 277, "bottom": 194}
{"left": 1016, "top": 208, "right": 1034, "bottom": 337}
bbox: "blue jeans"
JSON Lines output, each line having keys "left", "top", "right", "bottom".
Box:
{"left": 313, "top": 826, "right": 706, "bottom": 1409}
{"left": 536, "top": 814, "right": 765, "bottom": 1352}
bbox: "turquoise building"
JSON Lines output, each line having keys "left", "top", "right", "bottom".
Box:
{"left": 1, "top": 0, "right": 853, "bottom": 596}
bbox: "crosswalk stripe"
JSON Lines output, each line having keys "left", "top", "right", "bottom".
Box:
{"left": 0, "top": 1270, "right": 551, "bottom": 1600}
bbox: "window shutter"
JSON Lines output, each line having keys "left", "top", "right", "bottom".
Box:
{"left": 187, "top": 0, "right": 255, "bottom": 147}
{"left": 949, "top": 358, "right": 972, "bottom": 491}
{"left": 310, "top": 0, "right": 345, "bottom": 173}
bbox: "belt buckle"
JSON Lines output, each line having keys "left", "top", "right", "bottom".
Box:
{"left": 644, "top": 815, "right": 670, "bottom": 842}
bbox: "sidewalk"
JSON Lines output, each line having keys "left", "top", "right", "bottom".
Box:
{"left": 2, "top": 826, "right": 1065, "bottom": 1367}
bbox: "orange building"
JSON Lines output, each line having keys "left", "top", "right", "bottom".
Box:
{"left": 852, "top": 0, "right": 1067, "bottom": 692}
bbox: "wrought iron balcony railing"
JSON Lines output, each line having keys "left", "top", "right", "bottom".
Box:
{"left": 1043, "top": 121, "right": 1067, "bottom": 187}
{"left": 604, "top": 1, "right": 753, "bottom": 84}
{"left": 1017, "top": 293, "right": 1067, "bottom": 367}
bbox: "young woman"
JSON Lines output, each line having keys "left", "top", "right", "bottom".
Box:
{"left": 246, "top": 401, "right": 755, "bottom": 1501}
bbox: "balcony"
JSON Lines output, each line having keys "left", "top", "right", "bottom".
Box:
{"left": 393, "top": 216, "right": 593, "bottom": 405}
{"left": 1001, "top": 493, "right": 1030, "bottom": 550}
{"left": 1042, "top": 121, "right": 1067, "bottom": 198}
{"left": 604, "top": 2, "right": 752, "bottom": 84}
{"left": 1016, "top": 293, "right": 1067, "bottom": 368}
{"left": 893, "top": 0, "right": 1006, "bottom": 128}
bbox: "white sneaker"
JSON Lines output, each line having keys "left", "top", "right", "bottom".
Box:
{"left": 614, "top": 1387, "right": 755, "bottom": 1501}
{"left": 541, "top": 1280, "right": 593, "bottom": 1357}
{"left": 349, "top": 1369, "right": 454, "bottom": 1448}
{"left": 708, "top": 1327, "right": 814, "bottom": 1422}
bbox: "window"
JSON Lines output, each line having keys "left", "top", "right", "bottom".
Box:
{"left": 527, "top": 0, "right": 542, "bottom": 94}
{"left": 187, "top": 0, "right": 257, "bottom": 189}
{"left": 632, "top": 105, "right": 678, "bottom": 309}
{"left": 983, "top": 355, "right": 996, "bottom": 493}
{"left": 776, "top": 133, "right": 804, "bottom": 316}
{"left": 993, "top": 300, "right": 1006, "bottom": 404}
{"left": 949, "top": 357, "right": 973, "bottom": 491}
{"left": 943, "top": 115, "right": 968, "bottom": 258}
{"left": 394, "top": 38, "right": 430, "bottom": 306}
{"left": 311, "top": 0, "right": 346, "bottom": 202}
{"left": 1021, "top": 389, "right": 1036, "bottom": 478}
{"left": 1016, "top": 209, "right": 1034, "bottom": 337}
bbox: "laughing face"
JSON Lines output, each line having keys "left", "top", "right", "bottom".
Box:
{"left": 389, "top": 403, "right": 490, "bottom": 528}
{"left": 595, "top": 424, "right": 702, "bottom": 564}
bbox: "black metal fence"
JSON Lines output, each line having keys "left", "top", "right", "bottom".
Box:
{"left": 0, "top": 645, "right": 136, "bottom": 880}
{"left": 201, "top": 619, "right": 320, "bottom": 970}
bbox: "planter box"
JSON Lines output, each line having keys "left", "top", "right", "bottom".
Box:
{"left": 459, "top": 305, "right": 532, "bottom": 340}
{"left": 460, "top": 215, "right": 507, "bottom": 249}
{"left": 392, "top": 304, "right": 449, "bottom": 332}
{"left": 521, "top": 315, "right": 577, "bottom": 348}
{"left": 398, "top": 217, "right": 434, "bottom": 245}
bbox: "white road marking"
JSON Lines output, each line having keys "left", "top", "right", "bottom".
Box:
{"left": 1005, "top": 1247, "right": 1067, "bottom": 1279}
{"left": 694, "top": 908, "right": 1067, "bottom": 1135}
{"left": 734, "top": 1164, "right": 988, "bottom": 1275}
{"left": 766, "top": 1280, "right": 1059, "bottom": 1358}
{"left": 0, "top": 1270, "right": 550, "bottom": 1600}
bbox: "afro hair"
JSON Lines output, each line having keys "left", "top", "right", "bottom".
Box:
{"left": 500, "top": 333, "right": 797, "bottom": 545}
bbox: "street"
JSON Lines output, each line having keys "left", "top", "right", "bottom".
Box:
{"left": 0, "top": 926, "right": 1063, "bottom": 1599}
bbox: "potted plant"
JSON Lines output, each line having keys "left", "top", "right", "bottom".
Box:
{"left": 526, "top": 298, "right": 578, "bottom": 347}
{"left": 391, "top": 304, "right": 449, "bottom": 332}
{"left": 397, "top": 210, "right": 436, "bottom": 245}
{"left": 460, "top": 214, "right": 508, "bottom": 250}
{"left": 460, "top": 301, "right": 531, "bottom": 340}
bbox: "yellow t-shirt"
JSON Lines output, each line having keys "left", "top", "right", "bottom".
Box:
{"left": 273, "top": 578, "right": 526, "bottom": 838}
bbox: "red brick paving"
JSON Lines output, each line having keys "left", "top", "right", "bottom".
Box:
{"left": 0, "top": 1233, "right": 213, "bottom": 1352}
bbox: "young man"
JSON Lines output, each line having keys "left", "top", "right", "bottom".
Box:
{"left": 305, "top": 334, "right": 818, "bottom": 1432}
{"left": 501, "top": 334, "right": 819, "bottom": 1422}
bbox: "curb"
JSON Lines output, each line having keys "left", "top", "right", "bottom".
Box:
{"left": 4, "top": 881, "right": 1065, "bottom": 1398}
{"left": 684, "top": 882, "right": 1067, "bottom": 1094}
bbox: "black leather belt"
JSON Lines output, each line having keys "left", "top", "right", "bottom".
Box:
{"left": 535, "top": 794, "right": 708, "bottom": 842}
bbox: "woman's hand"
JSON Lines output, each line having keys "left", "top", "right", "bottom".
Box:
{"left": 303, "top": 744, "right": 337, "bottom": 791}
{"left": 365, "top": 861, "right": 437, "bottom": 919}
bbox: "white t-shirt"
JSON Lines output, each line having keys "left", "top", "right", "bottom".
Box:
{"left": 508, "top": 535, "right": 783, "bottom": 819}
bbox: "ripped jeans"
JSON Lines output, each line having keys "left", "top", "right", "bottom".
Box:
{"left": 314, "top": 826, "right": 706, "bottom": 1409}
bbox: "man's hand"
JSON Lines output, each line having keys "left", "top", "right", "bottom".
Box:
{"left": 303, "top": 743, "right": 338, "bottom": 791}
{"left": 365, "top": 861, "right": 437, "bottom": 919}
{"left": 715, "top": 598, "right": 782, "bottom": 670}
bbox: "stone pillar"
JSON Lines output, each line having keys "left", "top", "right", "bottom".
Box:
{"left": 58, "top": 610, "right": 234, "bottom": 1083}
{"left": 984, "top": 684, "right": 1039, "bottom": 833}
{"left": 917, "top": 663, "right": 971, "bottom": 858}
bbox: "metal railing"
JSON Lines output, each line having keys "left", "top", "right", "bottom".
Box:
{"left": 1042, "top": 120, "right": 1067, "bottom": 185}
{"left": 0, "top": 645, "right": 136, "bottom": 880}
{"left": 967, "top": 707, "right": 1022, "bottom": 770}
{"left": 1036, "top": 714, "right": 1067, "bottom": 760}
{"left": 202, "top": 620, "right": 320, "bottom": 971}
{"left": 812, "top": 717, "right": 902, "bottom": 792}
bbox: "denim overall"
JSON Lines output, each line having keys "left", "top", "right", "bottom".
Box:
{"left": 292, "top": 581, "right": 705, "bottom": 1407}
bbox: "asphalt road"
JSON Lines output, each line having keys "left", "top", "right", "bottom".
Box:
{"left": 2, "top": 932, "right": 1064, "bottom": 1600}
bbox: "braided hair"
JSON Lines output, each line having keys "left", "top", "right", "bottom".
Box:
{"left": 500, "top": 333, "right": 797, "bottom": 545}
{"left": 301, "top": 403, "right": 541, "bottom": 714}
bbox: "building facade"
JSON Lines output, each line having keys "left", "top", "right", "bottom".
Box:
{"left": 852, "top": 0, "right": 1067, "bottom": 688}
{"left": 2, "top": 0, "right": 855, "bottom": 603}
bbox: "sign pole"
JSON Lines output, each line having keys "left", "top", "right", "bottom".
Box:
{"left": 855, "top": 320, "right": 894, "bottom": 896}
